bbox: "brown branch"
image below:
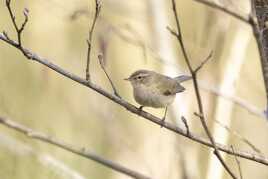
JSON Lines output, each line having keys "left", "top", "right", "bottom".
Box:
{"left": 193, "top": 0, "right": 250, "bottom": 24}
{"left": 86, "top": 0, "right": 101, "bottom": 81}
{"left": 113, "top": 23, "right": 265, "bottom": 120}
{"left": 194, "top": 112, "right": 263, "bottom": 154}
{"left": 194, "top": 51, "right": 213, "bottom": 73}
{"left": 5, "top": 0, "right": 29, "bottom": 47}
{"left": 1, "top": 2, "right": 268, "bottom": 168}
{"left": 215, "top": 120, "right": 263, "bottom": 154}
{"left": 1, "top": 30, "right": 268, "bottom": 168}
{"left": 0, "top": 116, "right": 151, "bottom": 179}
{"left": 98, "top": 54, "right": 120, "bottom": 97}
{"left": 231, "top": 146, "right": 243, "bottom": 179}
{"left": 1, "top": 26, "right": 268, "bottom": 168}
{"left": 170, "top": 0, "right": 237, "bottom": 178}
{"left": 251, "top": 1, "right": 268, "bottom": 113}
{"left": 193, "top": 0, "right": 268, "bottom": 117}
{"left": 181, "top": 116, "right": 190, "bottom": 136}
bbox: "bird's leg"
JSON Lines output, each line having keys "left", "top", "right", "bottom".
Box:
{"left": 160, "top": 106, "right": 168, "bottom": 128}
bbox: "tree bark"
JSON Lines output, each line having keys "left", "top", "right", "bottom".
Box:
{"left": 253, "top": 0, "right": 268, "bottom": 111}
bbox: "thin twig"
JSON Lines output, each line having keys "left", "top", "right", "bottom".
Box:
{"left": 0, "top": 133, "right": 86, "bottom": 179}
{"left": 192, "top": 0, "right": 250, "bottom": 24}
{"left": 86, "top": 0, "right": 101, "bottom": 81}
{"left": 1, "top": 2, "right": 268, "bottom": 167}
{"left": 119, "top": 24, "right": 266, "bottom": 120}
{"left": 200, "top": 83, "right": 267, "bottom": 119}
{"left": 231, "top": 146, "right": 243, "bottom": 179}
{"left": 0, "top": 116, "right": 151, "bottom": 179}
{"left": 112, "top": 23, "right": 266, "bottom": 121}
{"left": 194, "top": 0, "right": 268, "bottom": 112}
{"left": 194, "top": 51, "right": 213, "bottom": 73}
{"left": 5, "top": 0, "right": 29, "bottom": 46}
{"left": 1, "top": 33, "right": 268, "bottom": 166}
{"left": 181, "top": 116, "right": 190, "bottom": 136}
{"left": 215, "top": 120, "right": 262, "bottom": 154}
{"left": 196, "top": 111, "right": 262, "bottom": 154}
{"left": 166, "top": 26, "right": 179, "bottom": 37}
{"left": 69, "top": 2, "right": 268, "bottom": 121}
{"left": 170, "top": 0, "right": 237, "bottom": 178}
{"left": 98, "top": 54, "right": 120, "bottom": 97}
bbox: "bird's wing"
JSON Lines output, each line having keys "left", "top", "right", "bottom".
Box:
{"left": 154, "top": 76, "right": 185, "bottom": 95}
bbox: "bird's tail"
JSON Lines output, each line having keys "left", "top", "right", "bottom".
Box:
{"left": 173, "top": 75, "right": 192, "bottom": 83}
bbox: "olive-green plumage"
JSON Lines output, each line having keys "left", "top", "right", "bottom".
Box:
{"left": 125, "top": 69, "right": 190, "bottom": 108}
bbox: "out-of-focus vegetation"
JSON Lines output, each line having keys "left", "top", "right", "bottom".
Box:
{"left": 0, "top": 0, "right": 267, "bottom": 179}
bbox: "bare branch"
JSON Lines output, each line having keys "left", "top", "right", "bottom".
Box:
{"left": 231, "top": 146, "right": 243, "bottom": 179}
{"left": 192, "top": 0, "right": 250, "bottom": 24}
{"left": 166, "top": 26, "right": 179, "bottom": 38}
{"left": 193, "top": 0, "right": 268, "bottom": 111}
{"left": 181, "top": 116, "right": 190, "bottom": 136}
{"left": 107, "top": 21, "right": 266, "bottom": 121}
{"left": 108, "top": 22, "right": 267, "bottom": 121}
{"left": 200, "top": 83, "right": 267, "bottom": 119}
{"left": 1, "top": 1, "right": 268, "bottom": 168}
{"left": 0, "top": 133, "right": 87, "bottom": 179}
{"left": 98, "top": 54, "right": 120, "bottom": 97}
{"left": 215, "top": 120, "right": 263, "bottom": 154}
{"left": 1, "top": 32, "right": 268, "bottom": 166}
{"left": 195, "top": 112, "right": 263, "bottom": 154}
{"left": 170, "top": 0, "right": 237, "bottom": 178}
{"left": 194, "top": 51, "right": 213, "bottom": 73}
{"left": 5, "top": 0, "right": 29, "bottom": 46}
{"left": 0, "top": 116, "right": 151, "bottom": 179}
{"left": 86, "top": 0, "right": 101, "bottom": 81}
{"left": 251, "top": 1, "right": 268, "bottom": 114}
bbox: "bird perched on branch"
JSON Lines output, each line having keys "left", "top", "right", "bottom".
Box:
{"left": 125, "top": 69, "right": 191, "bottom": 124}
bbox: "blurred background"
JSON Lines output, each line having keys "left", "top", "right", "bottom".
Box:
{"left": 0, "top": 0, "right": 267, "bottom": 178}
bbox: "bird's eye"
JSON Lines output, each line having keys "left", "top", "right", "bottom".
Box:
{"left": 137, "top": 76, "right": 142, "bottom": 79}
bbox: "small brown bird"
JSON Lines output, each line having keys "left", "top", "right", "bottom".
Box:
{"left": 125, "top": 69, "right": 191, "bottom": 123}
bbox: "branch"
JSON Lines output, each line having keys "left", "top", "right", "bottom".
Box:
{"left": 0, "top": 116, "right": 151, "bottom": 179}
{"left": 5, "top": 0, "right": 29, "bottom": 47}
{"left": 193, "top": 0, "right": 250, "bottom": 24}
{"left": 108, "top": 22, "right": 266, "bottom": 121}
{"left": 194, "top": 51, "right": 213, "bottom": 73}
{"left": 1, "top": 2, "right": 268, "bottom": 167}
{"left": 170, "top": 0, "right": 237, "bottom": 178}
{"left": 251, "top": 1, "right": 268, "bottom": 113}
{"left": 112, "top": 23, "right": 267, "bottom": 121}
{"left": 193, "top": 0, "right": 268, "bottom": 116}
{"left": 1, "top": 32, "right": 268, "bottom": 167}
{"left": 181, "top": 116, "right": 190, "bottom": 136}
{"left": 215, "top": 120, "right": 263, "bottom": 154}
{"left": 231, "top": 146, "right": 243, "bottom": 179}
{"left": 98, "top": 54, "right": 120, "bottom": 97}
{"left": 0, "top": 133, "right": 86, "bottom": 179}
{"left": 85, "top": 0, "right": 101, "bottom": 81}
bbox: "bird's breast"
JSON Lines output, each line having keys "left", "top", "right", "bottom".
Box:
{"left": 133, "top": 85, "right": 175, "bottom": 108}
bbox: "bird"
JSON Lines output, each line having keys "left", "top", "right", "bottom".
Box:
{"left": 124, "top": 69, "right": 191, "bottom": 124}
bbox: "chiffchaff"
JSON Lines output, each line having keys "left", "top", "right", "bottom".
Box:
{"left": 125, "top": 69, "right": 191, "bottom": 123}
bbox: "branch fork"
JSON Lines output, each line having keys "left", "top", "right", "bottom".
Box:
{"left": 0, "top": 1, "right": 268, "bottom": 178}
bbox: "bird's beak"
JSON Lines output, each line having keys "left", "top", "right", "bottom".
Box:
{"left": 124, "top": 77, "right": 130, "bottom": 81}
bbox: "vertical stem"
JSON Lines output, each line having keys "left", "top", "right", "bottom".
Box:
{"left": 170, "top": 0, "right": 237, "bottom": 178}
{"left": 251, "top": 0, "right": 268, "bottom": 112}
